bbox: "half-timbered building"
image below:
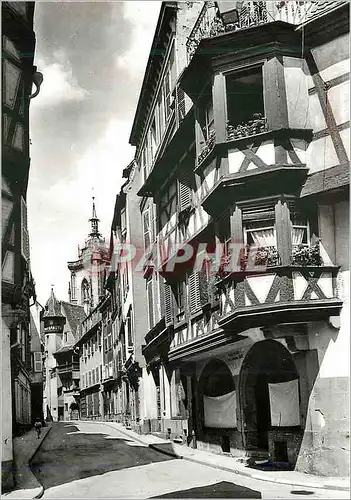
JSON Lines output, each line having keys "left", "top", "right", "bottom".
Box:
{"left": 1, "top": 1, "right": 42, "bottom": 491}
{"left": 134, "top": 1, "right": 349, "bottom": 477}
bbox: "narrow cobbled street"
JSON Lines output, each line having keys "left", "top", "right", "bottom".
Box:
{"left": 30, "top": 422, "right": 348, "bottom": 499}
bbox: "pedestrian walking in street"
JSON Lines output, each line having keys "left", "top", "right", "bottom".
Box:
{"left": 34, "top": 417, "right": 42, "bottom": 439}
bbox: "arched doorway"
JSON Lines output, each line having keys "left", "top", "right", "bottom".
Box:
{"left": 239, "top": 340, "right": 299, "bottom": 452}
{"left": 198, "top": 359, "right": 236, "bottom": 452}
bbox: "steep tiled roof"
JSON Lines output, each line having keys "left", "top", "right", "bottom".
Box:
{"left": 61, "top": 302, "right": 86, "bottom": 341}
{"left": 43, "top": 288, "right": 64, "bottom": 318}
{"left": 53, "top": 344, "right": 75, "bottom": 355}
{"left": 304, "top": 0, "right": 349, "bottom": 23}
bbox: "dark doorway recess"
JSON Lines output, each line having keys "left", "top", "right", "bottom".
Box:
{"left": 239, "top": 340, "right": 300, "bottom": 452}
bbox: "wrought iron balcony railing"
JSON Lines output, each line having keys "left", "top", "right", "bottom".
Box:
{"left": 186, "top": 1, "right": 313, "bottom": 62}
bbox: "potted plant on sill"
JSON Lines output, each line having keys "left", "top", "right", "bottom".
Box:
{"left": 291, "top": 240, "right": 322, "bottom": 266}
{"left": 197, "top": 129, "right": 216, "bottom": 165}
{"left": 227, "top": 113, "right": 268, "bottom": 141}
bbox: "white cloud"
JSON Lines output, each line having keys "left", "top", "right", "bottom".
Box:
{"left": 32, "top": 49, "right": 89, "bottom": 110}
{"left": 28, "top": 118, "right": 135, "bottom": 303}
{"left": 116, "top": 1, "right": 161, "bottom": 78}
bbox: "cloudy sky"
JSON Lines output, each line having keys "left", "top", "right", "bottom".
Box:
{"left": 28, "top": 0, "right": 161, "bottom": 305}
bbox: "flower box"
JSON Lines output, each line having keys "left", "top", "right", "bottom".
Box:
{"left": 291, "top": 242, "right": 322, "bottom": 266}
{"left": 227, "top": 114, "right": 268, "bottom": 141}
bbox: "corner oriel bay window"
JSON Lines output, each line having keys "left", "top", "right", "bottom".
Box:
{"left": 159, "top": 181, "right": 177, "bottom": 232}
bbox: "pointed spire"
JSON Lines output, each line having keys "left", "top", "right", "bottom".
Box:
{"left": 43, "top": 286, "right": 64, "bottom": 318}
{"left": 88, "top": 196, "right": 102, "bottom": 238}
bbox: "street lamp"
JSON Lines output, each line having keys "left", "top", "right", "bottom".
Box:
{"left": 30, "top": 70, "right": 43, "bottom": 99}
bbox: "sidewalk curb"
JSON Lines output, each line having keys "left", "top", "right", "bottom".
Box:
{"left": 28, "top": 426, "right": 52, "bottom": 499}
{"left": 149, "top": 442, "right": 350, "bottom": 492}
{"left": 73, "top": 421, "right": 350, "bottom": 493}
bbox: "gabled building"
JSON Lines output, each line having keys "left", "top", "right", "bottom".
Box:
{"left": 131, "top": 1, "right": 349, "bottom": 477}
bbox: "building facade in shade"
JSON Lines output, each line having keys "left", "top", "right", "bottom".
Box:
{"left": 29, "top": 301, "right": 45, "bottom": 422}
{"left": 104, "top": 162, "right": 150, "bottom": 431}
{"left": 42, "top": 288, "right": 86, "bottom": 422}
{"left": 67, "top": 199, "right": 109, "bottom": 315}
{"left": 1, "top": 1, "right": 42, "bottom": 491}
{"left": 130, "top": 1, "right": 349, "bottom": 477}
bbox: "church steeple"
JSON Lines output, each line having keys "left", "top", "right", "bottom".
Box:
{"left": 89, "top": 197, "right": 102, "bottom": 238}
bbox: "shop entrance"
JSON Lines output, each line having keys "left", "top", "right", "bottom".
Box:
{"left": 239, "top": 340, "right": 300, "bottom": 452}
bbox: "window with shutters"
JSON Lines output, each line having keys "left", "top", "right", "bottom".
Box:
{"left": 122, "top": 265, "right": 129, "bottom": 301}
{"left": 198, "top": 90, "right": 215, "bottom": 151}
{"left": 242, "top": 202, "right": 277, "bottom": 248}
{"left": 143, "top": 208, "right": 151, "bottom": 252}
{"left": 188, "top": 270, "right": 209, "bottom": 315}
{"left": 126, "top": 309, "right": 133, "bottom": 348}
{"left": 178, "top": 168, "right": 193, "bottom": 214}
{"left": 120, "top": 209, "right": 127, "bottom": 239}
{"left": 175, "top": 85, "right": 186, "bottom": 126}
{"left": 159, "top": 181, "right": 177, "bottom": 233}
{"left": 162, "top": 43, "right": 176, "bottom": 123}
{"left": 149, "top": 117, "right": 157, "bottom": 162}
{"left": 173, "top": 281, "right": 186, "bottom": 322}
{"left": 21, "top": 197, "right": 30, "bottom": 261}
{"left": 33, "top": 352, "right": 42, "bottom": 372}
{"left": 146, "top": 278, "right": 154, "bottom": 330}
{"left": 164, "top": 281, "right": 175, "bottom": 327}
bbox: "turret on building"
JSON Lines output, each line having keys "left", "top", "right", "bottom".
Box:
{"left": 42, "top": 287, "right": 86, "bottom": 422}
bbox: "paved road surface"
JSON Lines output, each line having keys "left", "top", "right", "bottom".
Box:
{"left": 31, "top": 422, "right": 348, "bottom": 499}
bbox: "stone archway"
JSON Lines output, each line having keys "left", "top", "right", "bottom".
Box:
{"left": 239, "top": 340, "right": 300, "bottom": 453}
{"left": 197, "top": 358, "right": 236, "bottom": 451}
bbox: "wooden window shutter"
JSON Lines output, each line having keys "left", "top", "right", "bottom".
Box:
{"left": 178, "top": 169, "right": 192, "bottom": 213}
{"left": 164, "top": 281, "right": 174, "bottom": 326}
{"left": 21, "top": 196, "right": 30, "bottom": 261}
{"left": 143, "top": 209, "right": 151, "bottom": 251}
{"left": 198, "top": 270, "right": 209, "bottom": 306}
{"left": 188, "top": 271, "right": 200, "bottom": 314}
{"left": 176, "top": 85, "right": 186, "bottom": 125}
{"left": 147, "top": 279, "right": 154, "bottom": 330}
{"left": 188, "top": 270, "right": 209, "bottom": 314}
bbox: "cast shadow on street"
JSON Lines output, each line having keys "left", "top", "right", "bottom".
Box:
{"left": 30, "top": 423, "right": 175, "bottom": 490}
{"left": 151, "top": 480, "right": 261, "bottom": 498}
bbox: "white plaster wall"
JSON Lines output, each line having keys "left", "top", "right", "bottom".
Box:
{"left": 141, "top": 368, "right": 158, "bottom": 420}
{"left": 50, "top": 376, "right": 58, "bottom": 421}
{"left": 1, "top": 319, "right": 13, "bottom": 463}
{"left": 306, "top": 136, "right": 339, "bottom": 174}
{"left": 160, "top": 365, "right": 171, "bottom": 419}
{"left": 80, "top": 343, "right": 103, "bottom": 387}
{"left": 284, "top": 57, "right": 309, "bottom": 130}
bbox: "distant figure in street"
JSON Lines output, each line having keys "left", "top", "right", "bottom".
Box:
{"left": 34, "top": 417, "right": 42, "bottom": 439}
